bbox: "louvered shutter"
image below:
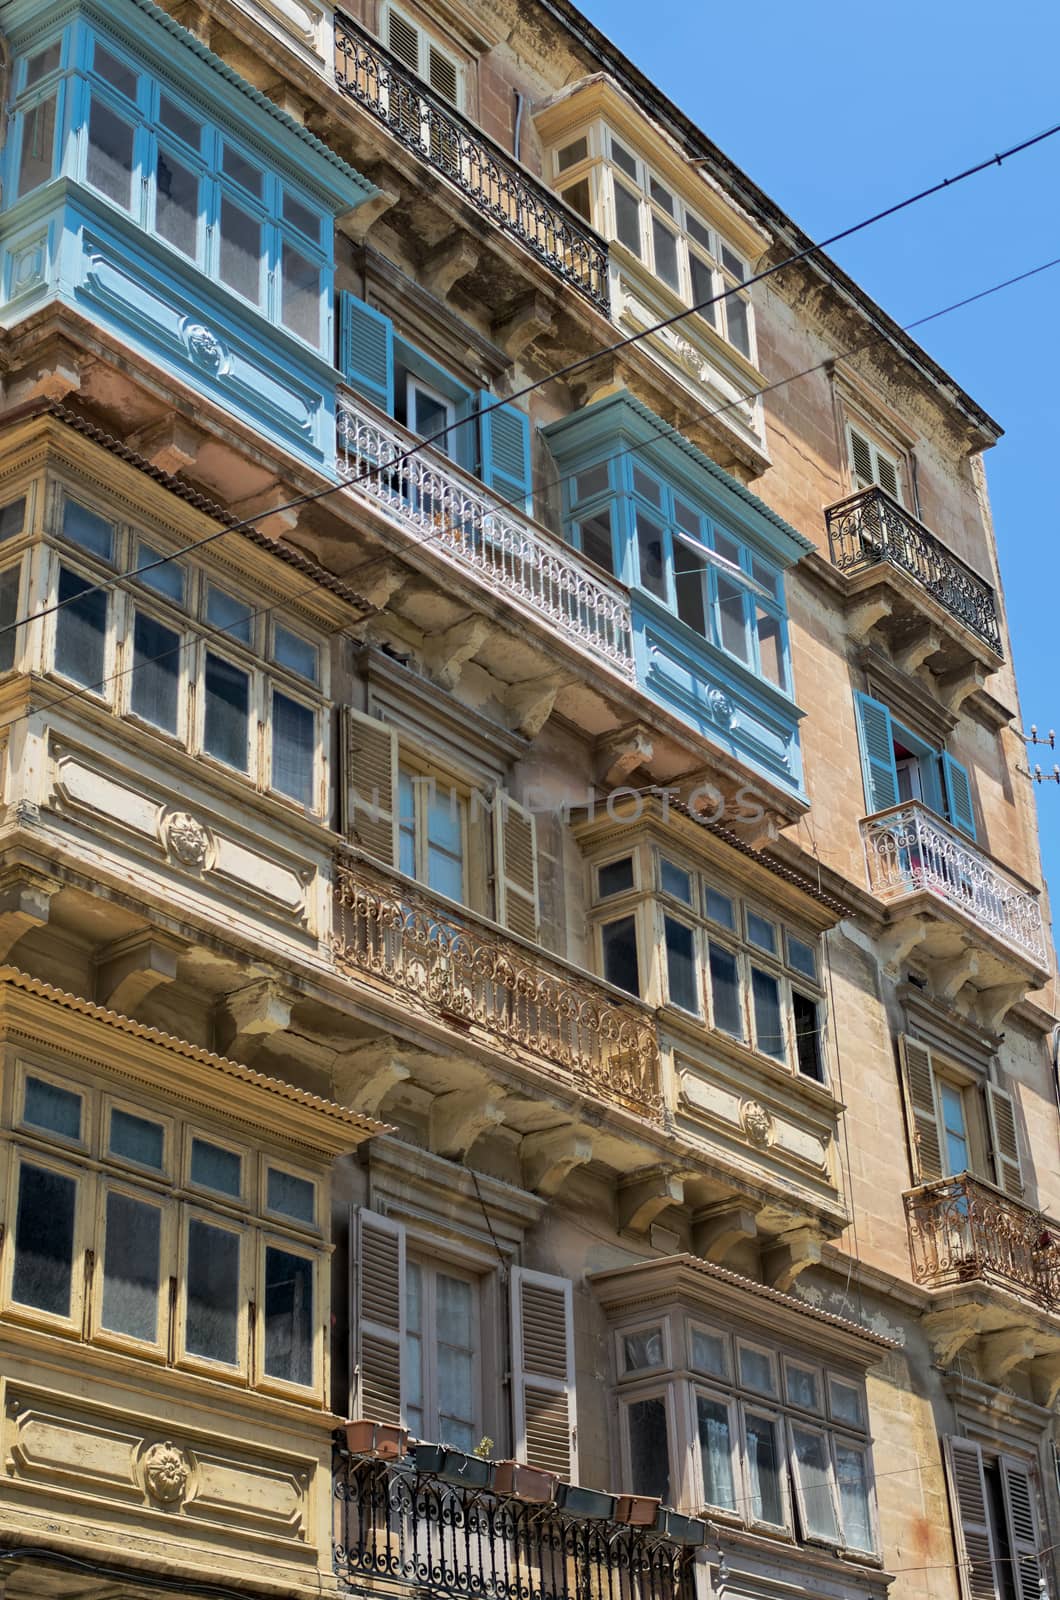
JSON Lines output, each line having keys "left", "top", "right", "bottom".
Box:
{"left": 986, "top": 1083, "right": 1024, "bottom": 1196}
{"left": 898, "top": 1035, "right": 944, "bottom": 1183}
{"left": 942, "top": 753, "right": 977, "bottom": 840}
{"left": 340, "top": 708, "right": 398, "bottom": 865}
{"left": 354, "top": 1209, "right": 406, "bottom": 1424}
{"left": 477, "top": 393, "right": 533, "bottom": 513}
{"left": 387, "top": 8, "right": 420, "bottom": 69}
{"left": 998, "top": 1456, "right": 1043, "bottom": 1600}
{"left": 848, "top": 427, "right": 875, "bottom": 490}
{"left": 493, "top": 791, "right": 539, "bottom": 941}
{"left": 943, "top": 1438, "right": 1001, "bottom": 1600}
{"left": 854, "top": 692, "right": 900, "bottom": 814}
{"left": 510, "top": 1267, "right": 578, "bottom": 1481}
{"left": 875, "top": 452, "right": 900, "bottom": 501}
{"left": 428, "top": 44, "right": 458, "bottom": 103}
{"left": 339, "top": 293, "right": 395, "bottom": 415}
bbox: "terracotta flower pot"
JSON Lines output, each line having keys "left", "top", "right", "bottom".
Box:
{"left": 340, "top": 1419, "right": 409, "bottom": 1459}
{"left": 491, "top": 1461, "right": 557, "bottom": 1502}
{"left": 613, "top": 1493, "right": 661, "bottom": 1526}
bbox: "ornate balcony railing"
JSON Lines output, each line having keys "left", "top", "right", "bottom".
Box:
{"left": 905, "top": 1173, "right": 1060, "bottom": 1309}
{"left": 825, "top": 486, "right": 1003, "bottom": 656}
{"left": 336, "top": 390, "right": 635, "bottom": 679}
{"left": 861, "top": 802, "right": 1046, "bottom": 967}
{"left": 335, "top": 1454, "right": 695, "bottom": 1600}
{"left": 332, "top": 851, "right": 663, "bottom": 1120}
{"left": 333, "top": 13, "right": 610, "bottom": 311}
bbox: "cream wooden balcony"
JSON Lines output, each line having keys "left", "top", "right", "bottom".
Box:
{"left": 336, "top": 389, "right": 635, "bottom": 679}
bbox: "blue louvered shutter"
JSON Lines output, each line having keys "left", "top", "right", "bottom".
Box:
{"left": 854, "top": 692, "right": 899, "bottom": 814}
{"left": 339, "top": 293, "right": 394, "bottom": 414}
{"left": 942, "top": 753, "right": 976, "bottom": 839}
{"left": 477, "top": 392, "right": 532, "bottom": 512}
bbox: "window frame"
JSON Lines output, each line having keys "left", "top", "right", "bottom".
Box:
{"left": 618, "top": 1315, "right": 672, "bottom": 1377}
{"left": 397, "top": 758, "right": 471, "bottom": 908}
{"left": 255, "top": 1227, "right": 321, "bottom": 1398}
{"left": 2, "top": 1145, "right": 90, "bottom": 1335}
{"left": 404, "top": 1252, "right": 484, "bottom": 1452}
{"left": 90, "top": 1174, "right": 175, "bottom": 1359}
{"left": 15, "top": 1060, "right": 89, "bottom": 1153}
{"left": 175, "top": 1201, "right": 252, "bottom": 1380}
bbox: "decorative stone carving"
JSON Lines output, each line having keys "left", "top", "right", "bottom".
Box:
{"left": 706, "top": 686, "right": 735, "bottom": 727}
{"left": 184, "top": 321, "right": 228, "bottom": 375}
{"left": 162, "top": 811, "right": 213, "bottom": 871}
{"left": 740, "top": 1099, "right": 774, "bottom": 1148}
{"left": 143, "top": 1440, "right": 190, "bottom": 1505}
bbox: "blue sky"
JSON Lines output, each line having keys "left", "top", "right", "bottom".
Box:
{"left": 584, "top": 0, "right": 1060, "bottom": 898}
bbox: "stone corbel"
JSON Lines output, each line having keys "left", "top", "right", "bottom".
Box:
{"left": 975, "top": 981, "right": 1027, "bottom": 1033}
{"left": 893, "top": 624, "right": 942, "bottom": 676}
{"left": 228, "top": 483, "right": 301, "bottom": 540}
{"left": 423, "top": 616, "right": 492, "bottom": 691}
{"left": 733, "top": 810, "right": 781, "bottom": 852}
{"left": 492, "top": 296, "right": 556, "bottom": 361}
{"left": 976, "top": 1327, "right": 1044, "bottom": 1387}
{"left": 1029, "top": 1351, "right": 1060, "bottom": 1409}
{"left": 332, "top": 1036, "right": 449, "bottom": 1116}
{"left": 168, "top": 1, "right": 212, "bottom": 42}
{"left": 594, "top": 726, "right": 654, "bottom": 789}
{"left": 762, "top": 1226, "right": 824, "bottom": 1293}
{"left": 95, "top": 930, "right": 182, "bottom": 1018}
{"left": 930, "top": 949, "right": 980, "bottom": 1003}
{"left": 692, "top": 1202, "right": 759, "bottom": 1265}
{"left": 345, "top": 556, "right": 408, "bottom": 609}
{"left": 506, "top": 670, "right": 575, "bottom": 740}
{"left": 337, "top": 188, "right": 400, "bottom": 245}
{"left": 127, "top": 417, "right": 204, "bottom": 476}
{"left": 847, "top": 592, "right": 893, "bottom": 642}
{"left": 217, "top": 979, "right": 293, "bottom": 1062}
{"left": 521, "top": 1128, "right": 593, "bottom": 1197}
{"left": 936, "top": 663, "right": 988, "bottom": 713}
{"left": 878, "top": 913, "right": 932, "bottom": 977}
{"left": 0, "top": 870, "right": 59, "bottom": 961}
{"left": 922, "top": 1304, "right": 981, "bottom": 1367}
{"left": 618, "top": 1168, "right": 685, "bottom": 1235}
{"left": 429, "top": 1085, "right": 507, "bottom": 1159}
{"left": 421, "top": 237, "right": 480, "bottom": 298}
{"left": 568, "top": 356, "right": 620, "bottom": 411}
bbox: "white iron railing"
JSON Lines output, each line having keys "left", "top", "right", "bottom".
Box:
{"left": 336, "top": 390, "right": 635, "bottom": 678}
{"left": 861, "top": 802, "right": 1046, "bottom": 967}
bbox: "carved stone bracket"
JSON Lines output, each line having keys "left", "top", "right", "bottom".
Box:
{"left": 848, "top": 593, "right": 893, "bottom": 643}
{"left": 618, "top": 1168, "right": 685, "bottom": 1235}
{"left": 95, "top": 930, "right": 182, "bottom": 1018}
{"left": 879, "top": 913, "right": 932, "bottom": 977}
{"left": 521, "top": 1127, "right": 593, "bottom": 1197}
{"left": 922, "top": 1304, "right": 981, "bottom": 1367}
{"left": 937, "top": 663, "right": 988, "bottom": 713}
{"left": 345, "top": 556, "right": 408, "bottom": 609}
{"left": 429, "top": 1085, "right": 507, "bottom": 1160}
{"left": 228, "top": 482, "right": 301, "bottom": 539}
{"left": 337, "top": 187, "right": 400, "bottom": 245}
{"left": 893, "top": 623, "right": 943, "bottom": 677}
{"left": 975, "top": 981, "right": 1027, "bottom": 1033}
{"left": 931, "top": 949, "right": 980, "bottom": 1003}
{"left": 217, "top": 979, "right": 293, "bottom": 1062}
{"left": 975, "top": 1327, "right": 1046, "bottom": 1387}
{"left": 692, "top": 1202, "right": 758, "bottom": 1265}
{"left": 0, "top": 869, "right": 59, "bottom": 961}
{"left": 594, "top": 725, "right": 654, "bottom": 789}
{"left": 127, "top": 416, "right": 204, "bottom": 475}
{"left": 422, "top": 238, "right": 480, "bottom": 298}
{"left": 492, "top": 295, "right": 556, "bottom": 360}
{"left": 423, "top": 617, "right": 492, "bottom": 691}
{"left": 506, "top": 671, "right": 575, "bottom": 740}
{"left": 762, "top": 1226, "right": 824, "bottom": 1292}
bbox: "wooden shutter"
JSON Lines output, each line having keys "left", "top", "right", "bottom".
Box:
{"left": 493, "top": 791, "right": 539, "bottom": 941}
{"left": 942, "top": 753, "right": 977, "bottom": 840}
{"left": 340, "top": 708, "right": 398, "bottom": 865}
{"left": 353, "top": 1208, "right": 406, "bottom": 1424}
{"left": 339, "top": 293, "right": 395, "bottom": 415}
{"left": 386, "top": 8, "right": 420, "bottom": 69}
{"left": 853, "top": 692, "right": 900, "bottom": 814}
{"left": 510, "top": 1266, "right": 578, "bottom": 1481}
{"left": 848, "top": 426, "right": 875, "bottom": 490}
{"left": 428, "top": 44, "right": 458, "bottom": 102}
{"left": 998, "top": 1456, "right": 1044, "bottom": 1600}
{"left": 898, "top": 1035, "right": 944, "bottom": 1183}
{"left": 875, "top": 452, "right": 900, "bottom": 501}
{"left": 986, "top": 1082, "right": 1024, "bottom": 1196}
{"left": 943, "top": 1438, "right": 1001, "bottom": 1600}
{"left": 477, "top": 393, "right": 533, "bottom": 513}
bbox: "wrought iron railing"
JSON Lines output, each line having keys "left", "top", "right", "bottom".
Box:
{"left": 334, "top": 1455, "right": 695, "bottom": 1600}
{"left": 336, "top": 390, "right": 635, "bottom": 679}
{"left": 332, "top": 851, "right": 662, "bottom": 1120}
{"left": 824, "top": 487, "right": 1003, "bottom": 656}
{"left": 861, "top": 802, "right": 1046, "bottom": 967}
{"left": 333, "top": 13, "right": 609, "bottom": 311}
{"left": 905, "top": 1173, "right": 1060, "bottom": 1308}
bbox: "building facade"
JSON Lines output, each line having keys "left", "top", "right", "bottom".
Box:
{"left": 0, "top": 5, "right": 1055, "bottom": 1600}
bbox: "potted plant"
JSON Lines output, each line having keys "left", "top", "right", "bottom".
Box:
{"left": 613, "top": 1493, "right": 661, "bottom": 1526}
{"left": 654, "top": 1508, "right": 707, "bottom": 1546}
{"left": 412, "top": 1441, "right": 493, "bottom": 1489}
{"left": 339, "top": 1419, "right": 409, "bottom": 1460}
{"left": 492, "top": 1460, "right": 558, "bottom": 1503}
{"left": 554, "top": 1483, "right": 617, "bottom": 1520}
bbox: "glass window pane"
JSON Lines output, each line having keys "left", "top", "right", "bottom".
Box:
{"left": 283, "top": 190, "right": 321, "bottom": 240}
{"left": 601, "top": 916, "right": 639, "bottom": 996}
{"left": 109, "top": 1107, "right": 164, "bottom": 1169}
{"left": 437, "top": 1272, "right": 473, "bottom": 1345}
{"left": 660, "top": 859, "right": 692, "bottom": 904}
{"left": 271, "top": 690, "right": 314, "bottom": 807}
{"left": 101, "top": 1190, "right": 161, "bottom": 1341}
{"left": 190, "top": 1137, "right": 241, "bottom": 1197}
{"left": 705, "top": 888, "right": 735, "bottom": 929}
{"left": 0, "top": 499, "right": 26, "bottom": 541}
{"left": 598, "top": 856, "right": 634, "bottom": 898}
{"left": 264, "top": 1246, "right": 313, "bottom": 1386}
{"left": 427, "top": 784, "right": 462, "bottom": 854}
{"left": 574, "top": 465, "right": 609, "bottom": 503}
{"left": 281, "top": 240, "right": 320, "bottom": 344}
{"left": 632, "top": 467, "right": 662, "bottom": 506}
{"left": 222, "top": 143, "right": 263, "bottom": 197}
{"left": 185, "top": 1220, "right": 239, "bottom": 1364}
{"left": 206, "top": 584, "right": 253, "bottom": 645}
{"left": 26, "top": 43, "right": 62, "bottom": 86}
{"left": 94, "top": 43, "right": 137, "bottom": 98}
{"left": 752, "top": 968, "right": 784, "bottom": 1059}
{"left": 691, "top": 1327, "right": 729, "bottom": 1379}
{"left": 794, "top": 991, "right": 825, "bottom": 1082}
{"left": 939, "top": 1083, "right": 968, "bottom": 1176}
{"left": 651, "top": 216, "right": 679, "bottom": 289}
{"left": 613, "top": 180, "right": 641, "bottom": 254}
{"left": 829, "top": 1378, "right": 863, "bottom": 1428}
{"left": 13, "top": 1163, "right": 76, "bottom": 1315}
{"left": 219, "top": 197, "right": 261, "bottom": 303}
{"left": 727, "top": 294, "right": 751, "bottom": 357}
{"left": 664, "top": 916, "right": 699, "bottom": 1014}
{"left": 697, "top": 1396, "right": 736, "bottom": 1510}
{"left": 54, "top": 567, "right": 107, "bottom": 688}
{"left": 136, "top": 542, "right": 185, "bottom": 604}
{"left": 756, "top": 606, "right": 785, "bottom": 688}
{"left": 0, "top": 566, "right": 20, "bottom": 674}
{"left": 690, "top": 253, "right": 716, "bottom": 319}
{"left": 63, "top": 500, "right": 114, "bottom": 560}
{"left": 739, "top": 1344, "right": 776, "bottom": 1395}
{"left": 556, "top": 137, "right": 588, "bottom": 173}
{"left": 635, "top": 511, "right": 667, "bottom": 601}
{"left": 427, "top": 846, "right": 463, "bottom": 903}
{"left": 579, "top": 509, "right": 614, "bottom": 574}
{"left": 610, "top": 137, "right": 638, "bottom": 179}
{"left": 747, "top": 912, "right": 776, "bottom": 953}
{"left": 203, "top": 652, "right": 249, "bottom": 771}
{"left": 18, "top": 95, "right": 57, "bottom": 197}
{"left": 716, "top": 573, "right": 750, "bottom": 660}
{"left": 156, "top": 148, "right": 199, "bottom": 259}
{"left": 24, "top": 1076, "right": 81, "bottom": 1139}
{"left": 131, "top": 612, "right": 180, "bottom": 733}
{"left": 398, "top": 770, "right": 415, "bottom": 878}
{"left": 561, "top": 178, "right": 591, "bottom": 221}
{"left": 675, "top": 543, "right": 707, "bottom": 636}
{"left": 159, "top": 93, "right": 201, "bottom": 149}
{"left": 267, "top": 1168, "right": 315, "bottom": 1224}
{"left": 649, "top": 176, "right": 674, "bottom": 214}
{"left": 623, "top": 1326, "right": 664, "bottom": 1370}
{"left": 86, "top": 99, "right": 135, "bottom": 208}
{"left": 836, "top": 1445, "right": 873, "bottom": 1550}
{"left": 273, "top": 623, "right": 317, "bottom": 682}
{"left": 745, "top": 1413, "right": 783, "bottom": 1525}
{"left": 720, "top": 244, "right": 745, "bottom": 281}
{"left": 792, "top": 1426, "right": 839, "bottom": 1541}
{"left": 686, "top": 213, "right": 712, "bottom": 251}
{"left": 786, "top": 1364, "right": 820, "bottom": 1411}
{"left": 787, "top": 935, "right": 818, "bottom": 980}
{"left": 628, "top": 1397, "right": 669, "bottom": 1503}
{"left": 708, "top": 943, "right": 742, "bottom": 1037}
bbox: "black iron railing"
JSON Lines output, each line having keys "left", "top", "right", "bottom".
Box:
{"left": 333, "top": 13, "right": 610, "bottom": 312}
{"left": 334, "top": 1455, "right": 695, "bottom": 1600}
{"left": 824, "top": 486, "right": 1003, "bottom": 657}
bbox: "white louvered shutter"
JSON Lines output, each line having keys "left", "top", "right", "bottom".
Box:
{"left": 998, "top": 1456, "right": 1044, "bottom": 1600}
{"left": 341, "top": 708, "right": 399, "bottom": 866}
{"left": 493, "top": 792, "right": 539, "bottom": 941}
{"left": 897, "top": 1036, "right": 944, "bottom": 1184}
{"left": 943, "top": 1438, "right": 1001, "bottom": 1600}
{"left": 510, "top": 1267, "right": 578, "bottom": 1481}
{"left": 848, "top": 424, "right": 902, "bottom": 503}
{"left": 354, "top": 1209, "right": 406, "bottom": 1424}
{"left": 986, "top": 1083, "right": 1024, "bottom": 1197}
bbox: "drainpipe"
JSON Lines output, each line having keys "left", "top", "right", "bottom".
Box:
{"left": 513, "top": 90, "right": 525, "bottom": 163}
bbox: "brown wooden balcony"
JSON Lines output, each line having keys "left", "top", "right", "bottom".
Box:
{"left": 332, "top": 850, "right": 662, "bottom": 1121}
{"left": 333, "top": 13, "right": 609, "bottom": 311}
{"left": 905, "top": 1172, "right": 1060, "bottom": 1309}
